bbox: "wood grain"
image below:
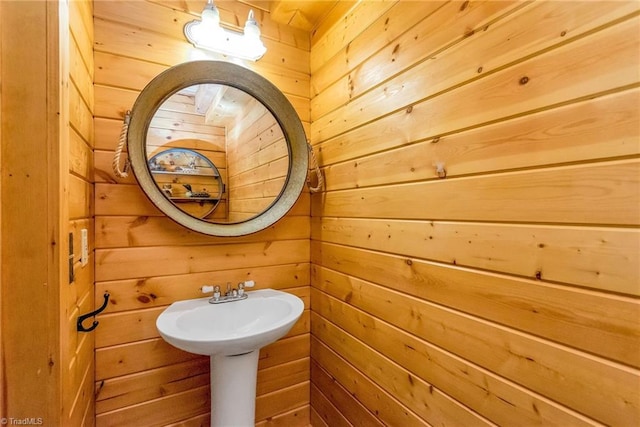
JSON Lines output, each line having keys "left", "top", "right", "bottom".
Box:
{"left": 92, "top": 1, "right": 312, "bottom": 423}
{"left": 309, "top": 2, "right": 640, "bottom": 426}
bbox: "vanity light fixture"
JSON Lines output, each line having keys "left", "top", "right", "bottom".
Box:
{"left": 184, "top": 0, "right": 267, "bottom": 61}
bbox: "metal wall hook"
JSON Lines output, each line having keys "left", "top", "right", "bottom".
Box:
{"left": 435, "top": 162, "right": 447, "bottom": 179}
{"left": 77, "top": 293, "right": 110, "bottom": 333}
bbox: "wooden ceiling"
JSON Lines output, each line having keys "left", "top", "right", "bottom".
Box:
{"left": 242, "top": 0, "right": 346, "bottom": 31}
{"left": 268, "top": 1, "right": 339, "bottom": 31}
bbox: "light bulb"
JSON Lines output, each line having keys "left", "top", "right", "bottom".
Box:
{"left": 244, "top": 10, "right": 261, "bottom": 39}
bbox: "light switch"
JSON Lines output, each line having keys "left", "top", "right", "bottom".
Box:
{"left": 81, "top": 228, "right": 89, "bottom": 266}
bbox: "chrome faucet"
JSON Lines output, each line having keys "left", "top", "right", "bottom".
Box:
{"left": 202, "top": 280, "right": 255, "bottom": 304}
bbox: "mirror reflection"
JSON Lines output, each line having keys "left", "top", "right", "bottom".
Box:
{"left": 147, "top": 84, "right": 289, "bottom": 223}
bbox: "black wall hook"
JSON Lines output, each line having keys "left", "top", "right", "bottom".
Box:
{"left": 77, "top": 293, "right": 110, "bottom": 333}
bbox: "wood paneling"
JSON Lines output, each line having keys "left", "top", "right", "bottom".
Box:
{"left": 67, "top": 0, "right": 96, "bottom": 424}
{"left": 93, "top": 1, "right": 311, "bottom": 425}
{"left": 1, "top": 1, "right": 66, "bottom": 424}
{"left": 1, "top": 1, "right": 94, "bottom": 423}
{"left": 227, "top": 98, "right": 289, "bottom": 220}
{"left": 309, "top": 1, "right": 640, "bottom": 426}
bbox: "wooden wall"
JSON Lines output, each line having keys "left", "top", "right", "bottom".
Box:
{"left": 1, "top": 1, "right": 67, "bottom": 424}
{"left": 227, "top": 98, "right": 289, "bottom": 221}
{"left": 65, "top": 0, "right": 96, "bottom": 425}
{"left": 309, "top": 1, "right": 640, "bottom": 426}
{"left": 92, "top": 1, "right": 311, "bottom": 425}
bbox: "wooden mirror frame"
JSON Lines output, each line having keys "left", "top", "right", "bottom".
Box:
{"left": 127, "top": 60, "right": 308, "bottom": 237}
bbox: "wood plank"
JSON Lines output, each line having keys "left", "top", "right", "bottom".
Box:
{"left": 95, "top": 239, "right": 309, "bottom": 281}
{"left": 257, "top": 358, "right": 310, "bottom": 396}
{"left": 69, "top": 79, "right": 93, "bottom": 143}
{"left": 310, "top": 1, "right": 356, "bottom": 46}
{"left": 66, "top": 289, "right": 93, "bottom": 364}
{"left": 94, "top": 117, "right": 123, "bottom": 151}
{"left": 1, "top": 2, "right": 64, "bottom": 422}
{"left": 95, "top": 181, "right": 309, "bottom": 217}
{"left": 95, "top": 214, "right": 309, "bottom": 248}
{"left": 96, "top": 263, "right": 310, "bottom": 313}
{"left": 95, "top": 358, "right": 209, "bottom": 414}
{"left": 320, "top": 88, "right": 640, "bottom": 178}
{"left": 313, "top": 159, "right": 640, "bottom": 226}
{"left": 90, "top": 1, "right": 313, "bottom": 426}
{"left": 165, "top": 413, "right": 210, "bottom": 427}
{"left": 313, "top": 217, "right": 640, "bottom": 296}
{"left": 311, "top": 313, "right": 492, "bottom": 426}
{"left": 69, "top": 35, "right": 94, "bottom": 113}
{"left": 313, "top": 289, "right": 602, "bottom": 426}
{"left": 311, "top": 337, "right": 427, "bottom": 427}
{"left": 68, "top": 0, "right": 94, "bottom": 78}
{"left": 258, "top": 334, "right": 311, "bottom": 371}
{"left": 255, "top": 405, "right": 311, "bottom": 427}
{"left": 67, "top": 360, "right": 94, "bottom": 427}
{"left": 312, "top": 1, "right": 637, "bottom": 121}
{"left": 309, "top": 383, "right": 350, "bottom": 427}
{"left": 256, "top": 382, "right": 310, "bottom": 423}
{"left": 95, "top": 306, "right": 165, "bottom": 348}
{"left": 311, "top": 14, "right": 640, "bottom": 145}
{"left": 66, "top": 3, "right": 95, "bottom": 425}
{"left": 94, "top": 183, "right": 162, "bottom": 216}
{"left": 95, "top": 385, "right": 209, "bottom": 427}
{"left": 312, "top": 242, "right": 640, "bottom": 366}
{"left": 96, "top": 338, "right": 201, "bottom": 380}
{"left": 311, "top": 361, "right": 384, "bottom": 427}
{"left": 94, "top": 51, "right": 168, "bottom": 92}
{"left": 103, "top": 335, "right": 308, "bottom": 386}
{"left": 312, "top": 0, "right": 515, "bottom": 107}
{"left": 68, "top": 174, "right": 92, "bottom": 220}
{"left": 310, "top": 407, "right": 329, "bottom": 427}
{"left": 94, "top": 85, "right": 138, "bottom": 120}
{"left": 95, "top": 50, "right": 311, "bottom": 99}
{"left": 0, "top": 0, "right": 3, "bottom": 414}
{"left": 69, "top": 128, "right": 94, "bottom": 181}
{"left": 310, "top": 0, "right": 397, "bottom": 73}
{"left": 93, "top": 150, "right": 134, "bottom": 185}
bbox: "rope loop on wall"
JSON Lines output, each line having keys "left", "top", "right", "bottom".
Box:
{"left": 307, "top": 141, "right": 324, "bottom": 193}
{"left": 113, "top": 110, "right": 132, "bottom": 179}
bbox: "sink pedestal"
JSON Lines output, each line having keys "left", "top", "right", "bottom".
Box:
{"left": 210, "top": 351, "right": 259, "bottom": 426}
{"left": 156, "top": 290, "right": 305, "bottom": 426}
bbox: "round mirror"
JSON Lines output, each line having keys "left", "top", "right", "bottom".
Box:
{"left": 127, "top": 61, "right": 308, "bottom": 236}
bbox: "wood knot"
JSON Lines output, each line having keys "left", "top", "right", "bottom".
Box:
{"left": 519, "top": 76, "right": 530, "bottom": 85}
{"left": 344, "top": 291, "right": 353, "bottom": 303}
{"left": 406, "top": 105, "right": 413, "bottom": 114}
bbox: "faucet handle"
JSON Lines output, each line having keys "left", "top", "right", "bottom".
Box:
{"left": 237, "top": 280, "right": 254, "bottom": 297}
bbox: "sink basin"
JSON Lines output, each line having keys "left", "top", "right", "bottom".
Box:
{"left": 156, "top": 289, "right": 304, "bottom": 356}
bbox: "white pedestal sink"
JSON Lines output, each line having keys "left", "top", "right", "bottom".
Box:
{"left": 156, "top": 289, "right": 304, "bottom": 426}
